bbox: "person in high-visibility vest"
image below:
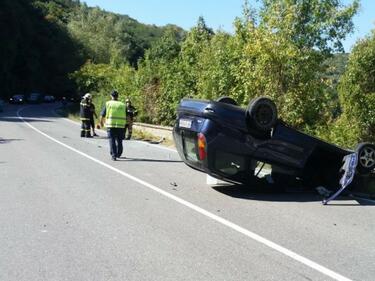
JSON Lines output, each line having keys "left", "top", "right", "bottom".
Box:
{"left": 80, "top": 93, "right": 92, "bottom": 138}
{"left": 99, "top": 90, "right": 126, "bottom": 161}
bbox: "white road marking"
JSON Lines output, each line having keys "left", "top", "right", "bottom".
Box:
{"left": 18, "top": 107, "right": 352, "bottom": 281}
{"left": 0, "top": 116, "right": 52, "bottom": 120}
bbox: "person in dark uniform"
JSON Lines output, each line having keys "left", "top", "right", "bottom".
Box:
{"left": 88, "top": 96, "right": 98, "bottom": 136}
{"left": 80, "top": 93, "right": 92, "bottom": 138}
{"left": 100, "top": 91, "right": 126, "bottom": 160}
{"left": 125, "top": 98, "right": 138, "bottom": 140}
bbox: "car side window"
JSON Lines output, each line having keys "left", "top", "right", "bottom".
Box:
{"left": 214, "top": 151, "right": 246, "bottom": 176}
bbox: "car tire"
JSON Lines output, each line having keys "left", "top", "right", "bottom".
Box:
{"left": 246, "top": 97, "right": 277, "bottom": 132}
{"left": 216, "top": 96, "right": 238, "bottom": 105}
{"left": 356, "top": 143, "right": 375, "bottom": 175}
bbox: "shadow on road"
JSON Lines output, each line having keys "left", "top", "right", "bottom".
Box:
{"left": 0, "top": 104, "right": 72, "bottom": 123}
{"left": 212, "top": 183, "right": 321, "bottom": 202}
{"left": 0, "top": 116, "right": 52, "bottom": 123}
{"left": 117, "top": 157, "right": 182, "bottom": 163}
{"left": 0, "top": 138, "right": 24, "bottom": 144}
{"left": 212, "top": 182, "right": 375, "bottom": 205}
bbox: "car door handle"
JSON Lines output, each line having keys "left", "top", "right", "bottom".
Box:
{"left": 231, "top": 162, "right": 240, "bottom": 169}
{"left": 204, "top": 107, "right": 215, "bottom": 113}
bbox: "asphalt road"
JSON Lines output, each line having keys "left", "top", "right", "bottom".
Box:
{"left": 0, "top": 103, "right": 374, "bottom": 281}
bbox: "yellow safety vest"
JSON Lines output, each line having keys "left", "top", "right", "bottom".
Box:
{"left": 105, "top": 100, "right": 126, "bottom": 128}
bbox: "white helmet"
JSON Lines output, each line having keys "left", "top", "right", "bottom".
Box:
{"left": 83, "top": 93, "right": 92, "bottom": 100}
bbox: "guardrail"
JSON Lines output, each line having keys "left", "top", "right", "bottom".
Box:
{"left": 133, "top": 122, "right": 173, "bottom": 142}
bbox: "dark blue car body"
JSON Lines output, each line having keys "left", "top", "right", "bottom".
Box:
{"left": 9, "top": 94, "right": 26, "bottom": 104}
{"left": 173, "top": 98, "right": 352, "bottom": 188}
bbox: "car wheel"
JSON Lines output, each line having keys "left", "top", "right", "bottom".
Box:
{"left": 246, "top": 97, "right": 277, "bottom": 132}
{"left": 216, "top": 96, "right": 238, "bottom": 105}
{"left": 356, "top": 143, "right": 375, "bottom": 175}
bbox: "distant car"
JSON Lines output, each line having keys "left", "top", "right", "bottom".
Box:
{"left": 9, "top": 94, "right": 26, "bottom": 104}
{"left": 27, "top": 93, "right": 43, "bottom": 104}
{"left": 43, "top": 95, "right": 55, "bottom": 103}
{"left": 173, "top": 97, "right": 375, "bottom": 191}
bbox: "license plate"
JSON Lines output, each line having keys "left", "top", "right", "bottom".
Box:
{"left": 179, "top": 119, "right": 192, "bottom": 128}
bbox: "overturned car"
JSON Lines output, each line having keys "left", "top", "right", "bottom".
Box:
{"left": 173, "top": 97, "right": 375, "bottom": 203}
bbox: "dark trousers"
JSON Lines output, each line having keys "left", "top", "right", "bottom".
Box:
{"left": 125, "top": 119, "right": 133, "bottom": 139}
{"left": 90, "top": 117, "right": 95, "bottom": 130}
{"left": 81, "top": 120, "right": 91, "bottom": 137}
{"left": 107, "top": 128, "right": 125, "bottom": 158}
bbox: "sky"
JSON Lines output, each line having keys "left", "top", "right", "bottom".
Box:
{"left": 83, "top": 0, "right": 375, "bottom": 52}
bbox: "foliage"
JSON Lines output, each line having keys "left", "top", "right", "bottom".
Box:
{"left": 337, "top": 29, "right": 375, "bottom": 145}
{"left": 71, "top": 0, "right": 361, "bottom": 137}
{"left": 196, "top": 32, "right": 238, "bottom": 101}
{"left": 67, "top": 4, "right": 185, "bottom": 66}
{"left": 4, "top": 0, "right": 373, "bottom": 147}
{"left": 260, "top": 0, "right": 359, "bottom": 54}
{"left": 0, "top": 0, "right": 183, "bottom": 99}
{"left": 232, "top": 0, "right": 359, "bottom": 128}
{"left": 0, "top": 0, "right": 83, "bottom": 98}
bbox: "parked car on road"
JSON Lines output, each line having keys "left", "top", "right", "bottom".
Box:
{"left": 43, "top": 95, "right": 56, "bottom": 103}
{"left": 9, "top": 94, "right": 26, "bottom": 104}
{"left": 27, "top": 93, "right": 43, "bottom": 103}
{"left": 173, "top": 97, "right": 375, "bottom": 193}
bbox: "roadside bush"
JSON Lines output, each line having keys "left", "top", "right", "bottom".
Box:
{"left": 338, "top": 29, "right": 375, "bottom": 144}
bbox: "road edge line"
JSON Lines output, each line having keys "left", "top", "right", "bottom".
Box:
{"left": 18, "top": 107, "right": 352, "bottom": 281}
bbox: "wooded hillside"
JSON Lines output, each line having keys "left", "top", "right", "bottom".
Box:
{"left": 1, "top": 0, "right": 374, "bottom": 146}
{"left": 0, "top": 0, "right": 184, "bottom": 98}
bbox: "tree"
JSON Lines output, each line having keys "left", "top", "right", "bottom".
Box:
{"left": 338, "top": 28, "right": 375, "bottom": 144}
{"left": 196, "top": 32, "right": 238, "bottom": 101}
{"left": 260, "top": 0, "right": 359, "bottom": 54}
{"left": 67, "top": 4, "right": 184, "bottom": 66}
{"left": 0, "top": 0, "right": 83, "bottom": 98}
{"left": 234, "top": 0, "right": 359, "bottom": 128}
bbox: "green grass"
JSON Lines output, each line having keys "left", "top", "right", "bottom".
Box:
{"left": 132, "top": 128, "right": 175, "bottom": 147}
